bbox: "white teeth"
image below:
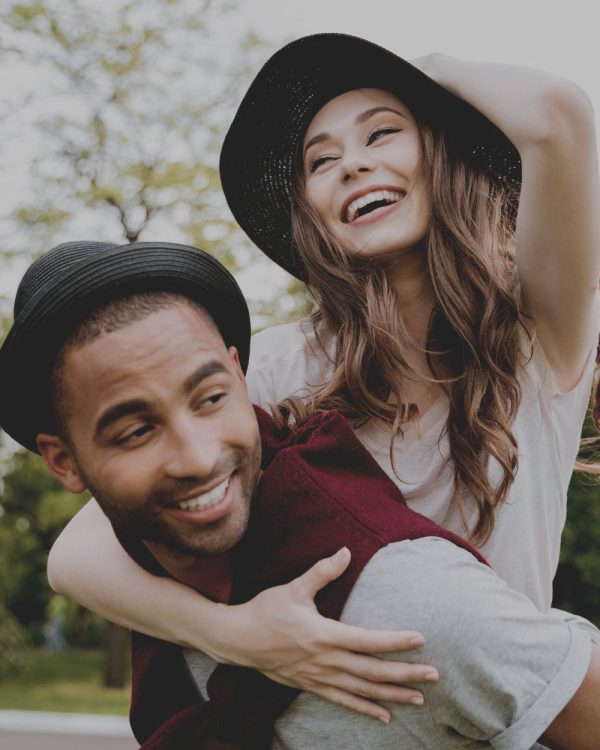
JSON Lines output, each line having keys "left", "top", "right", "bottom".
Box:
{"left": 345, "top": 190, "right": 402, "bottom": 222}
{"left": 176, "top": 477, "right": 230, "bottom": 511}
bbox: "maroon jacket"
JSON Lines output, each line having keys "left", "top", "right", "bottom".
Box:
{"left": 126, "top": 408, "right": 486, "bottom": 749}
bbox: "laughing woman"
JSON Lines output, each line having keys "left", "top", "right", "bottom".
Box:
{"left": 46, "top": 35, "right": 600, "bottom": 721}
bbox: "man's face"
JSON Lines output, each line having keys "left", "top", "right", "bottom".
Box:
{"left": 44, "top": 303, "right": 261, "bottom": 557}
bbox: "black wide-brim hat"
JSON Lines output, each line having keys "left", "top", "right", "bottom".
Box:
{"left": 220, "top": 33, "right": 521, "bottom": 280}
{"left": 0, "top": 241, "right": 251, "bottom": 453}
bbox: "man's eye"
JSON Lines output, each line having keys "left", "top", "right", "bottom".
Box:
{"left": 197, "top": 391, "right": 227, "bottom": 409}
{"left": 366, "top": 127, "right": 401, "bottom": 146}
{"left": 309, "top": 155, "right": 337, "bottom": 173}
{"left": 117, "top": 425, "right": 153, "bottom": 444}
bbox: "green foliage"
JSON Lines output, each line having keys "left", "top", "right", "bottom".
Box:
{"left": 0, "top": 311, "right": 11, "bottom": 338}
{"left": 0, "top": 602, "right": 29, "bottom": 678}
{"left": 553, "top": 410, "right": 600, "bottom": 624}
{"left": 251, "top": 277, "right": 314, "bottom": 331}
{"left": 2, "top": 0, "right": 308, "bottom": 323}
{"left": 6, "top": 3, "right": 46, "bottom": 28}
{"left": 2, "top": 1, "right": 261, "bottom": 261}
{"left": 554, "top": 473, "right": 600, "bottom": 625}
{"left": 62, "top": 599, "right": 107, "bottom": 649}
{"left": 0, "top": 449, "right": 87, "bottom": 629}
{"left": 0, "top": 0, "right": 309, "bottom": 676}
{"left": 13, "top": 207, "right": 70, "bottom": 227}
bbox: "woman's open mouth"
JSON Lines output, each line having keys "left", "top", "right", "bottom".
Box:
{"left": 342, "top": 189, "right": 405, "bottom": 224}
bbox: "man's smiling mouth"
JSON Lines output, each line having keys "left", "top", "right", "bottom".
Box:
{"left": 173, "top": 476, "right": 231, "bottom": 511}
{"left": 343, "top": 189, "right": 404, "bottom": 223}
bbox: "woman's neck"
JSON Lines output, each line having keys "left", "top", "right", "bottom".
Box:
{"left": 381, "top": 245, "right": 434, "bottom": 344}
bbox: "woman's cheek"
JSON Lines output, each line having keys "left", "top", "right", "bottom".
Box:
{"left": 305, "top": 182, "right": 328, "bottom": 221}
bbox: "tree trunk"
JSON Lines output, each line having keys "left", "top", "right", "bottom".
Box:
{"left": 104, "top": 621, "right": 130, "bottom": 688}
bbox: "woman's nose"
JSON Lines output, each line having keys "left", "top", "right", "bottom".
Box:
{"left": 341, "top": 155, "right": 375, "bottom": 182}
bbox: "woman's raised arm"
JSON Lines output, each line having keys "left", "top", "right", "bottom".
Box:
{"left": 414, "top": 54, "right": 600, "bottom": 390}
{"left": 48, "top": 499, "right": 438, "bottom": 722}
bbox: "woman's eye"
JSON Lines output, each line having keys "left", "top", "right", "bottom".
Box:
{"left": 366, "top": 127, "right": 401, "bottom": 146}
{"left": 309, "top": 155, "right": 337, "bottom": 173}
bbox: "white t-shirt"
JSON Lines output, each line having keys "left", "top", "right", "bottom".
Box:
{"left": 247, "top": 320, "right": 596, "bottom": 611}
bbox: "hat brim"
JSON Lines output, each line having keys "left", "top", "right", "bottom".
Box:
{"left": 0, "top": 241, "right": 251, "bottom": 452}
{"left": 220, "top": 33, "right": 521, "bottom": 280}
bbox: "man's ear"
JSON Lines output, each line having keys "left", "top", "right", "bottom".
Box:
{"left": 36, "top": 434, "right": 87, "bottom": 493}
{"left": 228, "top": 346, "right": 247, "bottom": 387}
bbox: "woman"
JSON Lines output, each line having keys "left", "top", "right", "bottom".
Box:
{"left": 47, "top": 34, "right": 600, "bottom": 721}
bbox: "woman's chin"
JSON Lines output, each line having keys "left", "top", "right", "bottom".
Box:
{"left": 347, "top": 242, "right": 426, "bottom": 266}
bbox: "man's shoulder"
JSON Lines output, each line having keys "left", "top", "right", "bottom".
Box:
{"left": 342, "top": 537, "right": 487, "bottom": 627}
{"left": 323, "top": 538, "right": 592, "bottom": 749}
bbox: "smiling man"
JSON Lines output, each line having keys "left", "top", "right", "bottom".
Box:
{"left": 1, "top": 240, "right": 599, "bottom": 750}
{"left": 46, "top": 300, "right": 260, "bottom": 565}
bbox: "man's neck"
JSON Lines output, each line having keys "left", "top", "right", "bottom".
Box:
{"left": 143, "top": 541, "right": 233, "bottom": 603}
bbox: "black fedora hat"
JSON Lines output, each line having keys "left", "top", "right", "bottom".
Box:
{"left": 0, "top": 241, "right": 251, "bottom": 453}
{"left": 220, "top": 33, "right": 521, "bottom": 280}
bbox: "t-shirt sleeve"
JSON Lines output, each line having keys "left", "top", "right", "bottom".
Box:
{"left": 246, "top": 356, "right": 277, "bottom": 411}
{"left": 518, "top": 336, "right": 596, "bottom": 489}
{"left": 420, "top": 542, "right": 592, "bottom": 749}
{"left": 247, "top": 328, "right": 280, "bottom": 410}
{"left": 526, "top": 335, "right": 595, "bottom": 415}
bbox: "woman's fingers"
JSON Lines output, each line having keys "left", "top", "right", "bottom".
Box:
{"left": 320, "top": 650, "right": 438, "bottom": 685}
{"left": 318, "top": 618, "right": 426, "bottom": 654}
{"left": 243, "top": 557, "right": 437, "bottom": 722}
{"left": 310, "top": 686, "right": 393, "bottom": 724}
{"left": 312, "top": 671, "right": 425, "bottom": 706}
{"left": 266, "top": 650, "right": 437, "bottom": 696}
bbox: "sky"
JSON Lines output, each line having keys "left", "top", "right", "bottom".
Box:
{"left": 240, "top": 0, "right": 599, "bottom": 98}
{"left": 1, "top": 0, "right": 599, "bottom": 306}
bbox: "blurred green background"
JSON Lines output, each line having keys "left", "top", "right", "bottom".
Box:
{"left": 0, "top": 0, "right": 304, "bottom": 714}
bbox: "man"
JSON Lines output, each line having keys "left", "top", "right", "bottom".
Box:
{"left": 0, "top": 239, "right": 598, "bottom": 750}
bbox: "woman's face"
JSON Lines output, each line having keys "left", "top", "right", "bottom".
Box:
{"left": 302, "top": 88, "right": 431, "bottom": 260}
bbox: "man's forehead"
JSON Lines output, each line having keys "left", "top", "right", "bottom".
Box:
{"left": 64, "top": 304, "right": 231, "bottom": 388}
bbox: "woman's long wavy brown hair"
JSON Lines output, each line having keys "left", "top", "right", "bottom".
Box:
{"left": 274, "top": 121, "right": 547, "bottom": 546}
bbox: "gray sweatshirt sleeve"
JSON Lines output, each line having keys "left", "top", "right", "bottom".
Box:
{"left": 417, "top": 540, "right": 592, "bottom": 749}
{"left": 273, "top": 537, "right": 593, "bottom": 750}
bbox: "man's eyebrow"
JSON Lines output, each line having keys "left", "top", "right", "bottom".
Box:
{"left": 303, "top": 106, "right": 409, "bottom": 158}
{"left": 182, "top": 360, "right": 228, "bottom": 395}
{"left": 94, "top": 399, "right": 152, "bottom": 440}
{"left": 93, "top": 362, "right": 228, "bottom": 440}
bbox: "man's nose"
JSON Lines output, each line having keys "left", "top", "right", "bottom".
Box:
{"left": 163, "top": 417, "right": 221, "bottom": 479}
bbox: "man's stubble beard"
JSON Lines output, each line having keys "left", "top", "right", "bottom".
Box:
{"left": 73, "top": 442, "right": 262, "bottom": 558}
